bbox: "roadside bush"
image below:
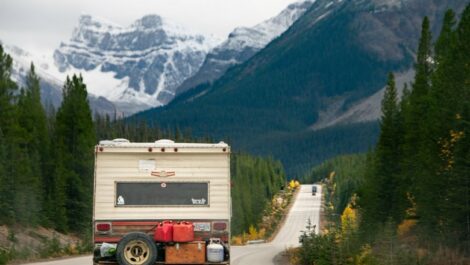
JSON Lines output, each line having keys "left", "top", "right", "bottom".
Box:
{"left": 298, "top": 220, "right": 345, "bottom": 265}
{"left": 39, "top": 234, "right": 62, "bottom": 258}
{"left": 0, "top": 249, "right": 10, "bottom": 265}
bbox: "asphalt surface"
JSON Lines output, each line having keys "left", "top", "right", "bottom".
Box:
{"left": 231, "top": 184, "right": 322, "bottom": 265}
{"left": 22, "top": 184, "right": 322, "bottom": 265}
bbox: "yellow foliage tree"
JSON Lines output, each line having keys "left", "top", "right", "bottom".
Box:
{"left": 397, "top": 219, "right": 417, "bottom": 237}
{"left": 341, "top": 203, "right": 358, "bottom": 236}
{"left": 294, "top": 180, "right": 300, "bottom": 188}
{"left": 248, "top": 225, "right": 259, "bottom": 240}
{"left": 289, "top": 180, "right": 296, "bottom": 189}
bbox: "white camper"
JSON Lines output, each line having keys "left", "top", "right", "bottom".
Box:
{"left": 93, "top": 139, "right": 231, "bottom": 265}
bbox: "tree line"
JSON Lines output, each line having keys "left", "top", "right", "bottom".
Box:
{"left": 298, "top": 5, "right": 470, "bottom": 265}
{"left": 0, "top": 49, "right": 286, "bottom": 237}
{"left": 360, "top": 6, "right": 470, "bottom": 248}
{"left": 0, "top": 50, "right": 96, "bottom": 233}
{"left": 230, "top": 153, "right": 285, "bottom": 235}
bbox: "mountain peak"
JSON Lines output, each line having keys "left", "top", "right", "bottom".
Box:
{"left": 54, "top": 13, "right": 219, "bottom": 109}
{"left": 132, "top": 14, "right": 163, "bottom": 29}
{"left": 175, "top": 0, "right": 314, "bottom": 96}
{"left": 77, "top": 14, "right": 120, "bottom": 29}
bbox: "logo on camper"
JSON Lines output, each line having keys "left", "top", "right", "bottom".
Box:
{"left": 151, "top": 170, "right": 176, "bottom": 177}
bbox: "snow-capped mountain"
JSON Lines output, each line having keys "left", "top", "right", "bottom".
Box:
{"left": 175, "top": 0, "right": 314, "bottom": 95}
{"left": 53, "top": 14, "right": 221, "bottom": 109}
{"left": 3, "top": 44, "right": 119, "bottom": 116}
{"left": 3, "top": 0, "right": 314, "bottom": 115}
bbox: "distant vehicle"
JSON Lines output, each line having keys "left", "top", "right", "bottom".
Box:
{"left": 312, "top": 185, "right": 317, "bottom": 196}
{"left": 93, "top": 139, "right": 231, "bottom": 265}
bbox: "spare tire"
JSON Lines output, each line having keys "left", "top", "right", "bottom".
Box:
{"left": 116, "top": 232, "right": 157, "bottom": 265}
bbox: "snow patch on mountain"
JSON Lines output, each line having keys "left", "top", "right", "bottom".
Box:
{"left": 3, "top": 43, "right": 122, "bottom": 116}
{"left": 225, "top": 0, "right": 314, "bottom": 51}
{"left": 175, "top": 0, "right": 315, "bottom": 95}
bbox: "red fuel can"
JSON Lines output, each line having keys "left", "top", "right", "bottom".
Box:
{"left": 173, "top": 221, "right": 194, "bottom": 242}
{"left": 154, "top": 221, "right": 174, "bottom": 242}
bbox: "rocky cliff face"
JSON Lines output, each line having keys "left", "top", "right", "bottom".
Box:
{"left": 53, "top": 14, "right": 220, "bottom": 108}
{"left": 3, "top": 2, "right": 315, "bottom": 114}
{"left": 4, "top": 44, "right": 118, "bottom": 117}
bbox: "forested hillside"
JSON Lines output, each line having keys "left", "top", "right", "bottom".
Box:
{"left": 302, "top": 154, "right": 367, "bottom": 216}
{"left": 230, "top": 154, "right": 285, "bottom": 235}
{"left": 297, "top": 5, "right": 470, "bottom": 264}
{"left": 0, "top": 45, "right": 285, "bottom": 250}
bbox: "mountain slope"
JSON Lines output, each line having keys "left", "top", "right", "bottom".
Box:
{"left": 175, "top": 0, "right": 314, "bottom": 95}
{"left": 4, "top": 44, "right": 118, "bottom": 116}
{"left": 133, "top": 0, "right": 466, "bottom": 175}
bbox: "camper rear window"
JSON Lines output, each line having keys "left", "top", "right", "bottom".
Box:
{"left": 115, "top": 182, "right": 209, "bottom": 207}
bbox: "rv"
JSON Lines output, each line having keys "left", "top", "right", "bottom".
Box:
{"left": 93, "top": 139, "right": 231, "bottom": 265}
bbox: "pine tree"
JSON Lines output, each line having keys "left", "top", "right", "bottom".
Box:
{"left": 415, "top": 10, "right": 459, "bottom": 238}
{"left": 16, "top": 63, "right": 50, "bottom": 225}
{"left": 0, "top": 45, "right": 17, "bottom": 135}
{"left": 434, "top": 10, "right": 457, "bottom": 63}
{"left": 54, "top": 74, "right": 96, "bottom": 232}
{"left": 361, "top": 73, "right": 406, "bottom": 228}
{"left": 0, "top": 45, "right": 18, "bottom": 224}
{"left": 443, "top": 4, "right": 470, "bottom": 247}
{"left": 0, "top": 129, "right": 10, "bottom": 224}
{"left": 402, "top": 16, "right": 436, "bottom": 233}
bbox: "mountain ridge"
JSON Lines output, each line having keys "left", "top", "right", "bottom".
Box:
{"left": 54, "top": 14, "right": 220, "bottom": 109}
{"left": 132, "top": 0, "right": 467, "bottom": 175}
{"left": 175, "top": 0, "right": 314, "bottom": 96}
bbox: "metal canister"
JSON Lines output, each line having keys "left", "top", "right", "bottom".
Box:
{"left": 206, "top": 238, "right": 224, "bottom": 263}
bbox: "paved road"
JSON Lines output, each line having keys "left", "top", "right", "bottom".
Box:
{"left": 231, "top": 184, "right": 321, "bottom": 265}
{"left": 22, "top": 184, "right": 321, "bottom": 265}
{"left": 22, "top": 256, "right": 92, "bottom": 265}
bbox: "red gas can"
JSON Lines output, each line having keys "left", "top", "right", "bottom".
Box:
{"left": 173, "top": 221, "right": 194, "bottom": 242}
{"left": 154, "top": 221, "right": 174, "bottom": 242}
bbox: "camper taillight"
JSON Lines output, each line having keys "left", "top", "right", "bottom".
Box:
{"left": 213, "top": 222, "right": 227, "bottom": 231}
{"left": 96, "top": 223, "right": 111, "bottom": 232}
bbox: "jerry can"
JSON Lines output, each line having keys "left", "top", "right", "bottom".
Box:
{"left": 173, "top": 221, "right": 194, "bottom": 242}
{"left": 154, "top": 221, "right": 174, "bottom": 242}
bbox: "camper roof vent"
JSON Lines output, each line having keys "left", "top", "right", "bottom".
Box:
{"left": 155, "top": 139, "right": 175, "bottom": 144}
{"left": 112, "top": 138, "right": 130, "bottom": 143}
{"left": 99, "top": 140, "right": 114, "bottom": 145}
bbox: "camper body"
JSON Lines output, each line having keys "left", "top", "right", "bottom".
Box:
{"left": 93, "top": 139, "right": 231, "bottom": 265}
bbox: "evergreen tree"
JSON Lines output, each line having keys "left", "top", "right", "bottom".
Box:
{"left": 361, "top": 73, "right": 406, "bottom": 228}
{"left": 434, "top": 10, "right": 457, "bottom": 63}
{"left": 54, "top": 74, "right": 96, "bottom": 232}
{"left": 402, "top": 16, "right": 436, "bottom": 233}
{"left": 0, "top": 129, "right": 11, "bottom": 224}
{"left": 16, "top": 64, "right": 50, "bottom": 225}
{"left": 0, "top": 45, "right": 17, "bottom": 136}
{"left": 0, "top": 45, "right": 18, "bottom": 224}
{"left": 443, "top": 5, "right": 470, "bottom": 247}
{"left": 229, "top": 153, "right": 285, "bottom": 235}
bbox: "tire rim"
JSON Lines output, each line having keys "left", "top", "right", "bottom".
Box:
{"left": 123, "top": 240, "right": 150, "bottom": 265}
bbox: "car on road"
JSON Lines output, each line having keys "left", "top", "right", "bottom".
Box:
{"left": 312, "top": 185, "right": 317, "bottom": 196}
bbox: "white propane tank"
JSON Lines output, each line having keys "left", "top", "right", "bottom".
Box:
{"left": 207, "top": 238, "right": 224, "bottom": 263}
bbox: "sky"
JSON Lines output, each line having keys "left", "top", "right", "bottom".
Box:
{"left": 0, "top": 0, "right": 299, "bottom": 55}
